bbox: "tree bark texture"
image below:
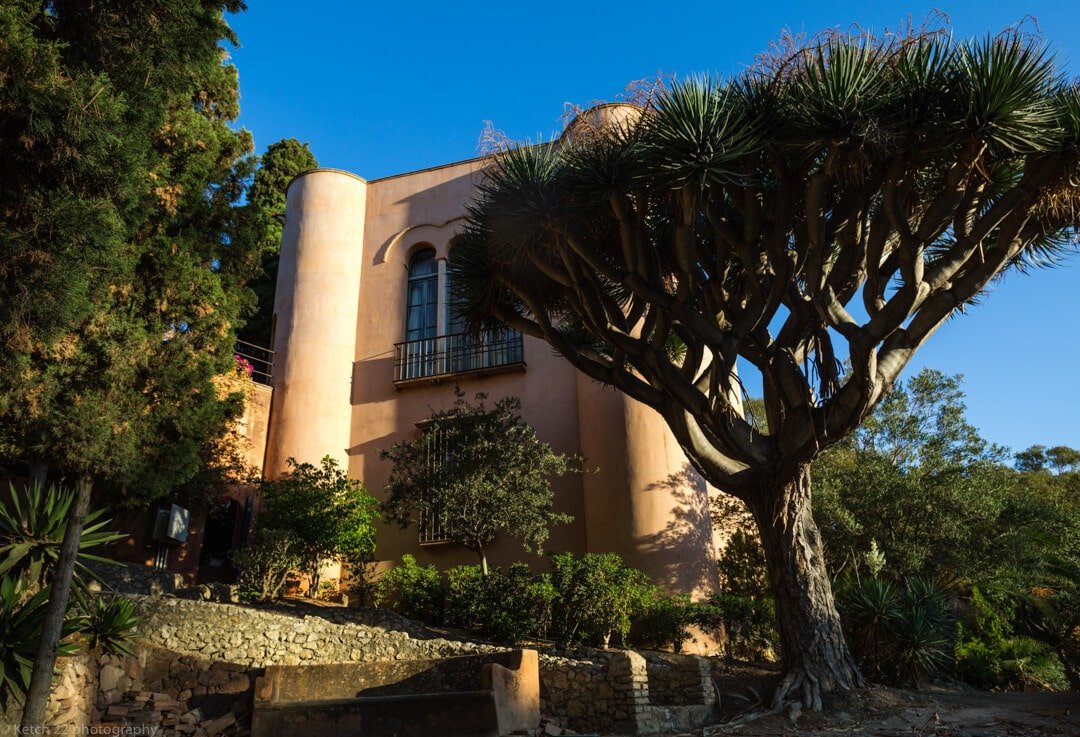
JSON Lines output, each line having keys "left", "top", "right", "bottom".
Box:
{"left": 749, "top": 464, "right": 863, "bottom": 710}
{"left": 20, "top": 475, "right": 92, "bottom": 732}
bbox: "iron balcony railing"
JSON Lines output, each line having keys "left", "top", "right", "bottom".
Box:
{"left": 235, "top": 339, "right": 274, "bottom": 386}
{"left": 394, "top": 330, "right": 525, "bottom": 384}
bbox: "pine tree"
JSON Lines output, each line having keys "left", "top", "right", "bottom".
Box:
{"left": 236, "top": 138, "right": 319, "bottom": 349}
{"left": 0, "top": 1, "right": 255, "bottom": 727}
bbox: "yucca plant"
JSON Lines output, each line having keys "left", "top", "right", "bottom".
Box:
{"left": 0, "top": 577, "right": 80, "bottom": 710}
{"left": 888, "top": 605, "right": 952, "bottom": 685}
{"left": 451, "top": 23, "right": 1080, "bottom": 709}
{"left": 840, "top": 577, "right": 897, "bottom": 679}
{"left": 0, "top": 482, "right": 127, "bottom": 593}
{"left": 838, "top": 576, "right": 953, "bottom": 686}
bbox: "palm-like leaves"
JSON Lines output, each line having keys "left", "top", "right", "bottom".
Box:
{"left": 839, "top": 576, "right": 953, "bottom": 685}
{"left": 950, "top": 34, "right": 1059, "bottom": 154}
{"left": 0, "top": 578, "right": 79, "bottom": 710}
{"left": 81, "top": 595, "right": 139, "bottom": 656}
{"left": 453, "top": 27, "right": 1080, "bottom": 442}
{"left": 789, "top": 39, "right": 889, "bottom": 143}
{"left": 639, "top": 77, "right": 760, "bottom": 189}
{"left": 454, "top": 28, "right": 1080, "bottom": 701}
{"left": 0, "top": 482, "right": 127, "bottom": 592}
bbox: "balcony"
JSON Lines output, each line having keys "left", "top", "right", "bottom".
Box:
{"left": 235, "top": 339, "right": 274, "bottom": 386}
{"left": 393, "top": 330, "right": 525, "bottom": 386}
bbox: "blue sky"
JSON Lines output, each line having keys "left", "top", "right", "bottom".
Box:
{"left": 228, "top": 1, "right": 1080, "bottom": 453}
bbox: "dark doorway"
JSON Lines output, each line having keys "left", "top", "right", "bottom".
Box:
{"left": 198, "top": 497, "right": 240, "bottom": 583}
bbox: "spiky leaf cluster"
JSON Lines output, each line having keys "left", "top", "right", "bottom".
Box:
{"left": 452, "top": 29, "right": 1080, "bottom": 499}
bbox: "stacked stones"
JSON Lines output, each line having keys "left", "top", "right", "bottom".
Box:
{"left": 88, "top": 561, "right": 184, "bottom": 596}
{"left": 607, "top": 652, "right": 651, "bottom": 733}
{"left": 137, "top": 597, "right": 504, "bottom": 667}
{"left": 535, "top": 652, "right": 652, "bottom": 734}
{"left": 644, "top": 654, "right": 715, "bottom": 706}
{"left": 95, "top": 691, "right": 243, "bottom": 737}
{"left": 0, "top": 653, "right": 97, "bottom": 732}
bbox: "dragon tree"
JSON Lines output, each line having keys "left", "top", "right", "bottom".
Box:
{"left": 449, "top": 29, "right": 1080, "bottom": 708}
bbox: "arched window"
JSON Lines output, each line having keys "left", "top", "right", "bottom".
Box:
{"left": 395, "top": 245, "right": 525, "bottom": 383}
{"left": 405, "top": 250, "right": 438, "bottom": 342}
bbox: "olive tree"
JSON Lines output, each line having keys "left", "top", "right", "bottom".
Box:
{"left": 449, "top": 30, "right": 1080, "bottom": 707}
{"left": 380, "top": 392, "right": 575, "bottom": 575}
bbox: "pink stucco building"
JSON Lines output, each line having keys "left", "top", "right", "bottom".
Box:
{"left": 262, "top": 109, "right": 723, "bottom": 597}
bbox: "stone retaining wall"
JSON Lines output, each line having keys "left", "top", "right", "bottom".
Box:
{"left": 4, "top": 597, "right": 720, "bottom": 735}
{"left": 645, "top": 653, "right": 714, "bottom": 706}
{"left": 135, "top": 596, "right": 504, "bottom": 666}
{"left": 0, "top": 653, "right": 97, "bottom": 733}
{"left": 90, "top": 561, "right": 185, "bottom": 596}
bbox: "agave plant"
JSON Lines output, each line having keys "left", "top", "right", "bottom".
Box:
{"left": 0, "top": 577, "right": 80, "bottom": 710}
{"left": 80, "top": 595, "right": 139, "bottom": 656}
{"left": 0, "top": 482, "right": 127, "bottom": 592}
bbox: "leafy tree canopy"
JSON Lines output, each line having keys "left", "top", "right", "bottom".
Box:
{"left": 380, "top": 391, "right": 576, "bottom": 574}
{"left": 814, "top": 368, "right": 1080, "bottom": 587}
{"left": 235, "top": 138, "right": 319, "bottom": 348}
{"left": 259, "top": 456, "right": 380, "bottom": 572}
{"left": 0, "top": 0, "right": 256, "bottom": 504}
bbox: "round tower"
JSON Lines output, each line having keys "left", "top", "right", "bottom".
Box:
{"left": 560, "top": 102, "right": 643, "bottom": 144}
{"left": 263, "top": 169, "right": 367, "bottom": 478}
{"left": 576, "top": 374, "right": 720, "bottom": 598}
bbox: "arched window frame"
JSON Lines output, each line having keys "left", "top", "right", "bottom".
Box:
{"left": 405, "top": 248, "right": 439, "bottom": 343}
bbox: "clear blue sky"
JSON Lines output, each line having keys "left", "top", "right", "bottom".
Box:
{"left": 228, "top": 1, "right": 1080, "bottom": 454}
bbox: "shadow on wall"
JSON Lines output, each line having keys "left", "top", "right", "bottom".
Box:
{"left": 371, "top": 167, "right": 481, "bottom": 267}
{"left": 351, "top": 354, "right": 396, "bottom": 406}
{"left": 710, "top": 491, "right": 755, "bottom": 545}
{"left": 634, "top": 463, "right": 719, "bottom": 595}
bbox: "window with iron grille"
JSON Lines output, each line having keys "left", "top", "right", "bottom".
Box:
{"left": 417, "top": 425, "right": 452, "bottom": 544}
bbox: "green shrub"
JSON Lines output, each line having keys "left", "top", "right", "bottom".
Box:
{"left": 956, "top": 597, "right": 1071, "bottom": 692}
{"left": 259, "top": 457, "right": 380, "bottom": 590}
{"left": 482, "top": 564, "right": 557, "bottom": 643}
{"left": 716, "top": 530, "right": 769, "bottom": 598}
{"left": 955, "top": 637, "right": 1002, "bottom": 688}
{"left": 950, "top": 585, "right": 1070, "bottom": 691}
{"left": 445, "top": 563, "right": 556, "bottom": 644}
{"left": 550, "top": 552, "right": 653, "bottom": 648}
{"left": 444, "top": 564, "right": 485, "bottom": 629}
{"left": 1000, "top": 636, "right": 1069, "bottom": 690}
{"left": 708, "top": 592, "right": 779, "bottom": 660}
{"left": 636, "top": 593, "right": 690, "bottom": 651}
{"left": 374, "top": 555, "right": 443, "bottom": 623}
{"left": 231, "top": 530, "right": 303, "bottom": 602}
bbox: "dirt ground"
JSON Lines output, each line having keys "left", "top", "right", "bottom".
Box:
{"left": 702, "top": 685, "right": 1080, "bottom": 737}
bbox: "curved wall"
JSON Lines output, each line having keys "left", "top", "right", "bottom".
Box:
{"left": 576, "top": 374, "right": 720, "bottom": 598}
{"left": 264, "top": 170, "right": 367, "bottom": 477}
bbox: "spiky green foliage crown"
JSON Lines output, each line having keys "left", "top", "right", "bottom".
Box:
{"left": 451, "top": 28, "right": 1080, "bottom": 489}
